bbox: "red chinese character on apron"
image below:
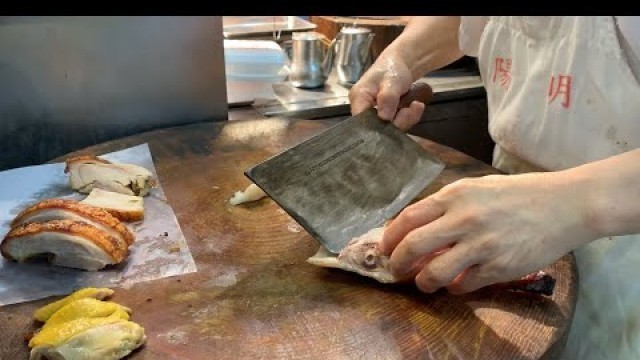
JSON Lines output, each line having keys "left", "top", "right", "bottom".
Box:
{"left": 548, "top": 75, "right": 572, "bottom": 108}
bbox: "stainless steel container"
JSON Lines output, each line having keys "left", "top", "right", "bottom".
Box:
{"left": 287, "top": 32, "right": 333, "bottom": 89}
{"left": 334, "top": 27, "right": 375, "bottom": 86}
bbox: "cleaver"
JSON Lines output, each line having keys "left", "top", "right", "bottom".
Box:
{"left": 245, "top": 83, "right": 446, "bottom": 254}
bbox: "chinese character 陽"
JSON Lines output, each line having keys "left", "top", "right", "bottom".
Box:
{"left": 492, "top": 57, "right": 512, "bottom": 88}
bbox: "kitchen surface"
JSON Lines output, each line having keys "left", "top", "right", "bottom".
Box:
{"left": 0, "top": 16, "right": 582, "bottom": 360}
{"left": 0, "top": 118, "right": 577, "bottom": 360}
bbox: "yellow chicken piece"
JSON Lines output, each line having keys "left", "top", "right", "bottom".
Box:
{"left": 28, "top": 287, "right": 146, "bottom": 360}
{"left": 45, "top": 298, "right": 131, "bottom": 327}
{"left": 34, "top": 288, "right": 114, "bottom": 322}
{"left": 111, "top": 306, "right": 131, "bottom": 321}
{"left": 29, "top": 320, "right": 146, "bottom": 360}
{"left": 29, "top": 313, "right": 124, "bottom": 348}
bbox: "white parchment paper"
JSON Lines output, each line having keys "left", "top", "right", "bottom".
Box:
{"left": 0, "top": 143, "right": 197, "bottom": 306}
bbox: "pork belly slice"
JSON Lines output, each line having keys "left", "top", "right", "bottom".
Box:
{"left": 64, "top": 155, "right": 156, "bottom": 197}
{"left": 80, "top": 188, "right": 144, "bottom": 222}
{"left": 1, "top": 220, "right": 129, "bottom": 271}
{"left": 11, "top": 198, "right": 135, "bottom": 246}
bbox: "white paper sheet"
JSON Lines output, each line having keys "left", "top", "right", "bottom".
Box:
{"left": 0, "top": 143, "right": 197, "bottom": 306}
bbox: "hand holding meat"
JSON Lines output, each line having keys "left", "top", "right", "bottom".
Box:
{"left": 381, "top": 171, "right": 598, "bottom": 295}
{"left": 308, "top": 226, "right": 556, "bottom": 296}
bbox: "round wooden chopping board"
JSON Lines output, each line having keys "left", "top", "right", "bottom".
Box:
{"left": 0, "top": 118, "right": 577, "bottom": 360}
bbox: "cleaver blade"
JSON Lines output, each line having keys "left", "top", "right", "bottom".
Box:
{"left": 245, "top": 83, "right": 445, "bottom": 254}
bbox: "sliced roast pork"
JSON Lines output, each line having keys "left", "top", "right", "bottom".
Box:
{"left": 1, "top": 220, "right": 130, "bottom": 271}
{"left": 11, "top": 198, "right": 135, "bottom": 246}
{"left": 64, "top": 155, "right": 156, "bottom": 196}
{"left": 80, "top": 188, "right": 145, "bottom": 222}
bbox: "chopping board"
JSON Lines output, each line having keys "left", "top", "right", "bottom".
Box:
{"left": 0, "top": 118, "right": 577, "bottom": 359}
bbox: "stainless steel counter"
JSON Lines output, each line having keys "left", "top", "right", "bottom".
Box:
{"left": 246, "top": 68, "right": 485, "bottom": 119}
{"left": 226, "top": 65, "right": 493, "bottom": 164}
{"left": 222, "top": 16, "right": 316, "bottom": 40}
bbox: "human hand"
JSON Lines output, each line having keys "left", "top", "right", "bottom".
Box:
{"left": 381, "top": 171, "right": 598, "bottom": 294}
{"left": 348, "top": 57, "right": 426, "bottom": 131}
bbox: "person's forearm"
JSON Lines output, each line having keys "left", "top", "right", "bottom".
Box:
{"left": 378, "top": 16, "right": 464, "bottom": 80}
{"left": 562, "top": 148, "right": 640, "bottom": 239}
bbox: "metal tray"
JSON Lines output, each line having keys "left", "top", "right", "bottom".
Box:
{"left": 222, "top": 16, "right": 316, "bottom": 39}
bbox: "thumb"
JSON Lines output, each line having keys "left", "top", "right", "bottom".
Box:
{"left": 349, "top": 85, "right": 378, "bottom": 115}
{"left": 376, "top": 76, "right": 409, "bottom": 121}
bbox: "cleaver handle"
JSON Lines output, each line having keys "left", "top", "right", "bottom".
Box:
{"left": 398, "top": 82, "right": 434, "bottom": 109}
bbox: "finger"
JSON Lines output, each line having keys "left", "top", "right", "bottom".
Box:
{"left": 388, "top": 216, "right": 461, "bottom": 279}
{"left": 414, "top": 243, "right": 479, "bottom": 293}
{"left": 376, "top": 77, "right": 406, "bottom": 120}
{"left": 381, "top": 197, "right": 446, "bottom": 255}
{"left": 393, "top": 101, "right": 425, "bottom": 131}
{"left": 349, "top": 86, "right": 378, "bottom": 115}
{"left": 399, "top": 244, "right": 454, "bottom": 280}
{"left": 446, "top": 264, "right": 498, "bottom": 295}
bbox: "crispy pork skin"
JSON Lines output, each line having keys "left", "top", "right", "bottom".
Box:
{"left": 11, "top": 199, "right": 135, "bottom": 246}
{"left": 1, "top": 220, "right": 129, "bottom": 271}
{"left": 80, "top": 188, "right": 144, "bottom": 222}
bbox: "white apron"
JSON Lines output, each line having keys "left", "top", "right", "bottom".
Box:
{"left": 462, "top": 16, "right": 640, "bottom": 359}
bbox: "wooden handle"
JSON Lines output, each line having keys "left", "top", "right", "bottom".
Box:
{"left": 398, "top": 82, "right": 434, "bottom": 109}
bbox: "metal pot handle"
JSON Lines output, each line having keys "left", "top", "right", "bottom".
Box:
{"left": 280, "top": 39, "right": 293, "bottom": 61}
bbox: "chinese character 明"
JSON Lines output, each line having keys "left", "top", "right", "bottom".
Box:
{"left": 548, "top": 75, "right": 572, "bottom": 108}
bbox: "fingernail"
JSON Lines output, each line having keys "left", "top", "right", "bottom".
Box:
{"left": 416, "top": 282, "right": 437, "bottom": 294}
